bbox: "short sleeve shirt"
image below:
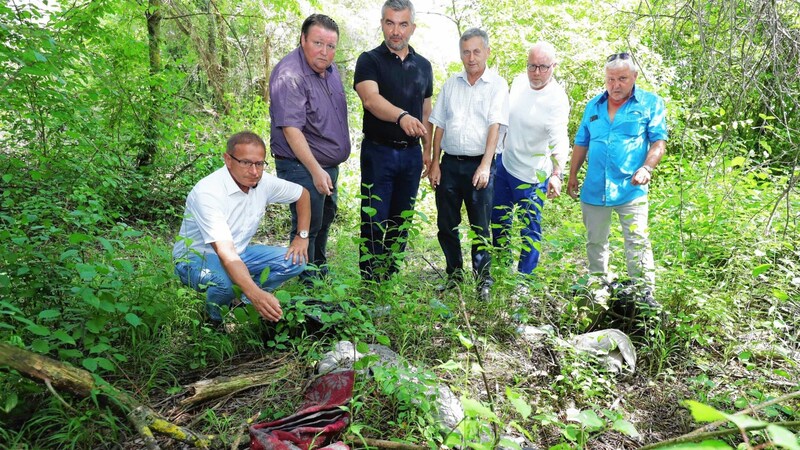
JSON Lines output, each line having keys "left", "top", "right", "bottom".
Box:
{"left": 269, "top": 47, "right": 351, "bottom": 167}
{"left": 354, "top": 43, "right": 433, "bottom": 144}
{"left": 429, "top": 68, "right": 509, "bottom": 157}
{"left": 172, "top": 166, "right": 303, "bottom": 259}
{"left": 574, "top": 86, "right": 668, "bottom": 206}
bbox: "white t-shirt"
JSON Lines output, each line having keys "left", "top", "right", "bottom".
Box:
{"left": 502, "top": 73, "right": 570, "bottom": 184}
{"left": 172, "top": 166, "right": 303, "bottom": 259}
{"left": 429, "top": 68, "right": 509, "bottom": 156}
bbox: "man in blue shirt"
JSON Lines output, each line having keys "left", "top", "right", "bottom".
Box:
{"left": 567, "top": 53, "right": 667, "bottom": 291}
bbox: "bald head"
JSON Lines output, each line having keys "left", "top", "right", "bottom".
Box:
{"left": 526, "top": 41, "right": 557, "bottom": 90}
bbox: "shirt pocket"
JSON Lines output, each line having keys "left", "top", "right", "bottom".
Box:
{"left": 616, "top": 117, "right": 647, "bottom": 137}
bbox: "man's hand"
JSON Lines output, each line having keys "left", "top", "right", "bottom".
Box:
{"left": 285, "top": 236, "right": 309, "bottom": 265}
{"left": 472, "top": 165, "right": 491, "bottom": 190}
{"left": 422, "top": 151, "right": 432, "bottom": 178}
{"left": 312, "top": 167, "right": 334, "bottom": 195}
{"left": 631, "top": 167, "right": 652, "bottom": 186}
{"left": 248, "top": 289, "right": 283, "bottom": 322}
{"left": 428, "top": 162, "right": 441, "bottom": 188}
{"left": 399, "top": 114, "right": 428, "bottom": 138}
{"left": 567, "top": 177, "right": 581, "bottom": 199}
{"left": 547, "top": 177, "right": 562, "bottom": 199}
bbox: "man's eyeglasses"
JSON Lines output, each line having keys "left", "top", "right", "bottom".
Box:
{"left": 310, "top": 40, "right": 337, "bottom": 52}
{"left": 607, "top": 52, "right": 631, "bottom": 62}
{"left": 527, "top": 63, "right": 554, "bottom": 73}
{"left": 229, "top": 153, "right": 267, "bottom": 170}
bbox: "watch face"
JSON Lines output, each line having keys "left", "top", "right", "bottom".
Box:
{"left": 299, "top": 230, "right": 309, "bottom": 239}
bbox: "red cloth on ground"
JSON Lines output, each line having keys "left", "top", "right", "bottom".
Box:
{"left": 250, "top": 370, "right": 354, "bottom": 450}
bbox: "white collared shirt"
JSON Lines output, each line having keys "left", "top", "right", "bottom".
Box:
{"left": 172, "top": 166, "right": 303, "bottom": 259}
{"left": 502, "top": 73, "right": 570, "bottom": 184}
{"left": 429, "top": 68, "right": 509, "bottom": 156}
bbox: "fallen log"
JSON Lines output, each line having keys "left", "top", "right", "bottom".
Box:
{"left": 180, "top": 368, "right": 285, "bottom": 407}
{"left": 0, "top": 342, "right": 219, "bottom": 449}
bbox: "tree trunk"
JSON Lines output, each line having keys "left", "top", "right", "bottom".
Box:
{"left": 262, "top": 35, "right": 271, "bottom": 104}
{"left": 137, "top": 0, "right": 162, "bottom": 169}
{"left": 0, "top": 342, "right": 218, "bottom": 449}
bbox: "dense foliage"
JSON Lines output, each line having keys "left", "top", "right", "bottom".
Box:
{"left": 0, "top": 0, "right": 798, "bottom": 448}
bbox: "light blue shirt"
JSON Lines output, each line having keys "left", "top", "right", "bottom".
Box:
{"left": 574, "top": 86, "right": 668, "bottom": 206}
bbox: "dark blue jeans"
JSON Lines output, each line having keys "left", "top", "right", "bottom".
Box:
{"left": 435, "top": 154, "right": 494, "bottom": 283}
{"left": 359, "top": 139, "right": 422, "bottom": 280}
{"left": 275, "top": 158, "right": 339, "bottom": 279}
{"left": 491, "top": 153, "right": 549, "bottom": 274}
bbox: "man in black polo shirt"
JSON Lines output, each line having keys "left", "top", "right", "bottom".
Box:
{"left": 354, "top": 0, "right": 433, "bottom": 281}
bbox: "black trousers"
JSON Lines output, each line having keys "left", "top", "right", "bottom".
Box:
{"left": 435, "top": 153, "right": 495, "bottom": 284}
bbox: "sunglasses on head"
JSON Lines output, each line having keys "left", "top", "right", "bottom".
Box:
{"left": 607, "top": 52, "right": 631, "bottom": 62}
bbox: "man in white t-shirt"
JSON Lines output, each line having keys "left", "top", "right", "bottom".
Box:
{"left": 173, "top": 131, "right": 311, "bottom": 324}
{"left": 491, "top": 42, "right": 570, "bottom": 275}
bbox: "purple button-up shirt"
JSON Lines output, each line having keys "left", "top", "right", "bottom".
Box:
{"left": 269, "top": 47, "right": 351, "bottom": 167}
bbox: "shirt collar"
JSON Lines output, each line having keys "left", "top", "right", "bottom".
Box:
{"left": 456, "top": 67, "right": 494, "bottom": 85}
{"left": 221, "top": 166, "right": 255, "bottom": 196}
{"left": 379, "top": 42, "right": 417, "bottom": 59}
{"left": 600, "top": 84, "right": 640, "bottom": 104}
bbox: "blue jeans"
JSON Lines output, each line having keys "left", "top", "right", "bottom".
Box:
{"left": 359, "top": 139, "right": 422, "bottom": 280}
{"left": 275, "top": 158, "right": 339, "bottom": 279}
{"left": 174, "top": 245, "right": 305, "bottom": 321}
{"left": 435, "top": 154, "right": 494, "bottom": 283}
{"left": 491, "top": 154, "right": 549, "bottom": 274}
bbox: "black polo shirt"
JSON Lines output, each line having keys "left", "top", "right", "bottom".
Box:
{"left": 354, "top": 42, "right": 433, "bottom": 144}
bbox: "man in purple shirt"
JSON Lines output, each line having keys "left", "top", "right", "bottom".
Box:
{"left": 270, "top": 14, "right": 351, "bottom": 283}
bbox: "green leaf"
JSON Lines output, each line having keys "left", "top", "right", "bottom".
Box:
{"left": 38, "top": 309, "right": 61, "bottom": 320}
{"left": 356, "top": 341, "right": 370, "bottom": 354}
{"left": 461, "top": 397, "right": 498, "bottom": 421}
{"left": 766, "top": 424, "right": 800, "bottom": 450}
{"left": 612, "top": 419, "right": 640, "bottom": 438}
{"left": 1, "top": 392, "right": 18, "bottom": 413}
{"left": 96, "top": 357, "right": 115, "bottom": 371}
{"left": 26, "top": 324, "right": 51, "bottom": 336}
{"left": 730, "top": 156, "right": 746, "bottom": 167}
{"left": 86, "top": 318, "right": 106, "bottom": 334}
{"left": 31, "top": 339, "right": 50, "bottom": 353}
{"left": 684, "top": 400, "right": 727, "bottom": 422}
{"left": 506, "top": 388, "right": 532, "bottom": 420}
{"left": 82, "top": 358, "right": 98, "bottom": 371}
{"left": 125, "top": 313, "right": 142, "bottom": 327}
{"left": 52, "top": 329, "right": 76, "bottom": 345}
{"left": 752, "top": 264, "right": 771, "bottom": 277}
{"left": 457, "top": 332, "right": 473, "bottom": 349}
{"left": 59, "top": 349, "right": 83, "bottom": 359}
{"left": 436, "top": 360, "right": 463, "bottom": 371}
{"left": 90, "top": 343, "right": 111, "bottom": 354}
{"left": 573, "top": 409, "right": 604, "bottom": 430}
{"left": 68, "top": 233, "right": 93, "bottom": 244}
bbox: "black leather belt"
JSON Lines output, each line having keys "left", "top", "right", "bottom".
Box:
{"left": 443, "top": 153, "right": 486, "bottom": 161}
{"left": 368, "top": 138, "right": 419, "bottom": 149}
{"left": 272, "top": 154, "right": 293, "bottom": 161}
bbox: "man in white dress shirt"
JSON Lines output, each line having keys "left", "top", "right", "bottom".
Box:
{"left": 173, "top": 131, "right": 311, "bottom": 325}
{"left": 491, "top": 42, "right": 570, "bottom": 275}
{"left": 427, "top": 28, "right": 509, "bottom": 300}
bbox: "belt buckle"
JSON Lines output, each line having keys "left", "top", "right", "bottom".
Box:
{"left": 392, "top": 140, "right": 409, "bottom": 149}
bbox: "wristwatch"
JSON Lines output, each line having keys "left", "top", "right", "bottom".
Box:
{"left": 298, "top": 230, "right": 309, "bottom": 239}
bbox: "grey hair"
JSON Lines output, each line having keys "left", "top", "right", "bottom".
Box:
{"left": 382, "top": 0, "right": 415, "bottom": 24}
{"left": 605, "top": 56, "right": 638, "bottom": 74}
{"left": 528, "top": 42, "right": 557, "bottom": 64}
{"left": 460, "top": 28, "right": 489, "bottom": 48}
